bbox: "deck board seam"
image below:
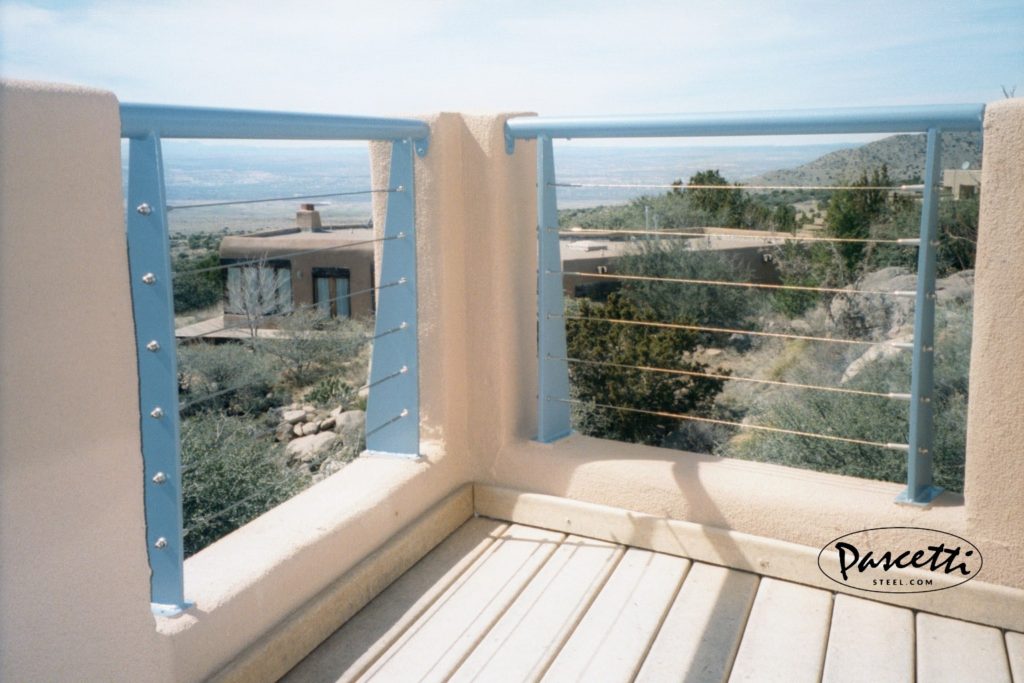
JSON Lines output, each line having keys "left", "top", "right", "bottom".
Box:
{"left": 720, "top": 573, "right": 763, "bottom": 683}
{"left": 530, "top": 543, "right": 629, "bottom": 683}
{"left": 353, "top": 523, "right": 515, "bottom": 681}
{"left": 630, "top": 558, "right": 693, "bottom": 682}
{"left": 435, "top": 532, "right": 569, "bottom": 681}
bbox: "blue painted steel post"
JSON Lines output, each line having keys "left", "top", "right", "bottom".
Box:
{"left": 125, "top": 133, "right": 189, "bottom": 613}
{"left": 899, "top": 128, "right": 944, "bottom": 505}
{"left": 537, "top": 136, "right": 572, "bottom": 441}
{"left": 366, "top": 139, "right": 420, "bottom": 456}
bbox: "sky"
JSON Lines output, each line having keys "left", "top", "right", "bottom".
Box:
{"left": 1, "top": 0, "right": 1021, "bottom": 119}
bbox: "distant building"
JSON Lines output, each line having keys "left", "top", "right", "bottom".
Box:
{"left": 559, "top": 227, "right": 783, "bottom": 298}
{"left": 943, "top": 169, "right": 981, "bottom": 199}
{"left": 219, "top": 204, "right": 376, "bottom": 328}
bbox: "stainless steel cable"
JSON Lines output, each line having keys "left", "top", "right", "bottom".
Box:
{"left": 560, "top": 314, "right": 885, "bottom": 346}
{"left": 554, "top": 356, "right": 910, "bottom": 400}
{"left": 177, "top": 279, "right": 402, "bottom": 342}
{"left": 556, "top": 270, "right": 914, "bottom": 297}
{"left": 167, "top": 188, "right": 395, "bottom": 212}
{"left": 175, "top": 234, "right": 397, "bottom": 276}
{"left": 551, "top": 181, "right": 926, "bottom": 192}
{"left": 364, "top": 408, "right": 409, "bottom": 438}
{"left": 553, "top": 397, "right": 908, "bottom": 451}
{"left": 553, "top": 227, "right": 918, "bottom": 246}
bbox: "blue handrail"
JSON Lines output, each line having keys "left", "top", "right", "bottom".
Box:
{"left": 121, "top": 103, "right": 426, "bottom": 616}
{"left": 504, "top": 104, "right": 984, "bottom": 152}
{"left": 121, "top": 103, "right": 429, "bottom": 154}
{"left": 506, "top": 103, "right": 985, "bottom": 507}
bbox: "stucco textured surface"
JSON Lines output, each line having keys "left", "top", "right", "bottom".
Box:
{"left": 966, "top": 99, "right": 1024, "bottom": 572}
{"left": 0, "top": 79, "right": 162, "bottom": 681}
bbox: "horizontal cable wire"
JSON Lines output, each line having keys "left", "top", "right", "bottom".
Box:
{"left": 183, "top": 481, "right": 303, "bottom": 538}
{"left": 560, "top": 314, "right": 882, "bottom": 346}
{"left": 365, "top": 409, "right": 409, "bottom": 438}
{"left": 167, "top": 188, "right": 395, "bottom": 212}
{"left": 358, "top": 366, "right": 407, "bottom": 392}
{"left": 555, "top": 356, "right": 910, "bottom": 400}
{"left": 554, "top": 397, "right": 908, "bottom": 451}
{"left": 175, "top": 235, "right": 398, "bottom": 276}
{"left": 556, "top": 270, "right": 912, "bottom": 297}
{"left": 551, "top": 181, "right": 926, "bottom": 192}
{"left": 553, "top": 227, "right": 917, "bottom": 246}
{"left": 177, "top": 279, "right": 402, "bottom": 342}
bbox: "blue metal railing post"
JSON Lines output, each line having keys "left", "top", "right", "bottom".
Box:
{"left": 898, "top": 128, "right": 944, "bottom": 505}
{"left": 537, "top": 135, "right": 572, "bottom": 441}
{"left": 124, "top": 133, "right": 189, "bottom": 614}
{"left": 365, "top": 139, "right": 420, "bottom": 455}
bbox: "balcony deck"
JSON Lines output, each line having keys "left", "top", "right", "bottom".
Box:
{"left": 283, "top": 517, "right": 1024, "bottom": 683}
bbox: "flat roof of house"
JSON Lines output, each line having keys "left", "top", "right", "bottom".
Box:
{"left": 220, "top": 226, "right": 376, "bottom": 255}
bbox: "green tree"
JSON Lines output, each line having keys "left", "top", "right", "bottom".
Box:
{"left": 825, "top": 166, "right": 893, "bottom": 272}
{"left": 566, "top": 295, "right": 726, "bottom": 447}
{"left": 172, "top": 251, "right": 225, "bottom": 314}
{"left": 616, "top": 239, "right": 759, "bottom": 333}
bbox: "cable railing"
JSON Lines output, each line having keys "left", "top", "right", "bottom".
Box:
{"left": 505, "top": 103, "right": 984, "bottom": 507}
{"left": 122, "top": 102, "right": 427, "bottom": 616}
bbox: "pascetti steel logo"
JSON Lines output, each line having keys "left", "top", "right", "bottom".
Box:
{"left": 817, "top": 527, "right": 982, "bottom": 594}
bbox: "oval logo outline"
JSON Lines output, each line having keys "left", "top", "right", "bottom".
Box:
{"left": 817, "top": 526, "right": 983, "bottom": 594}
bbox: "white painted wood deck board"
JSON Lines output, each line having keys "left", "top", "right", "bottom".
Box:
{"left": 359, "top": 524, "right": 564, "bottom": 683}
{"left": 821, "top": 593, "right": 914, "bottom": 683}
{"left": 282, "top": 517, "right": 507, "bottom": 683}
{"left": 542, "top": 546, "right": 690, "bottom": 682}
{"left": 1006, "top": 632, "right": 1024, "bottom": 683}
{"left": 451, "top": 535, "right": 623, "bottom": 683}
{"left": 728, "top": 577, "right": 833, "bottom": 683}
{"left": 635, "top": 562, "right": 759, "bottom": 683}
{"left": 917, "top": 613, "right": 1011, "bottom": 683}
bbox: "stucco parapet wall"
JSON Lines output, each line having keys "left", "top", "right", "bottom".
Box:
{"left": 0, "top": 79, "right": 158, "bottom": 682}
{"left": 965, "top": 98, "right": 1024, "bottom": 550}
{"left": 157, "top": 444, "right": 471, "bottom": 682}
{"left": 481, "top": 435, "right": 1023, "bottom": 592}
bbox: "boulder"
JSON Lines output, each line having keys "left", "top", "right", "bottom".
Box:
{"left": 282, "top": 409, "right": 306, "bottom": 425}
{"left": 334, "top": 410, "right": 366, "bottom": 435}
{"left": 301, "top": 421, "right": 320, "bottom": 436}
{"left": 292, "top": 423, "right": 304, "bottom": 438}
{"left": 320, "top": 417, "right": 336, "bottom": 431}
{"left": 286, "top": 431, "right": 339, "bottom": 463}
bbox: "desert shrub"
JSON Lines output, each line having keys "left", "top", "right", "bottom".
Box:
{"left": 566, "top": 295, "right": 725, "bottom": 447}
{"left": 259, "top": 310, "right": 370, "bottom": 388}
{"left": 177, "top": 343, "right": 281, "bottom": 416}
{"left": 769, "top": 241, "right": 854, "bottom": 318}
{"left": 616, "top": 239, "right": 760, "bottom": 333}
{"left": 722, "top": 304, "right": 970, "bottom": 492}
{"left": 867, "top": 197, "right": 979, "bottom": 276}
{"left": 181, "top": 414, "right": 303, "bottom": 556}
{"left": 307, "top": 375, "right": 358, "bottom": 408}
{"left": 172, "top": 251, "right": 224, "bottom": 314}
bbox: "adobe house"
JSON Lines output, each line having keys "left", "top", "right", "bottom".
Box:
{"left": 218, "top": 204, "right": 376, "bottom": 326}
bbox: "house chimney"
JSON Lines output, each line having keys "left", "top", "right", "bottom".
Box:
{"left": 296, "top": 203, "right": 322, "bottom": 231}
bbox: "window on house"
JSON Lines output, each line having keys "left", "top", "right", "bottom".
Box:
{"left": 312, "top": 267, "right": 351, "bottom": 318}
{"left": 223, "top": 259, "right": 293, "bottom": 316}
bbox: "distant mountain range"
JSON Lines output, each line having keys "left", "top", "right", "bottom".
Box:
{"left": 750, "top": 131, "right": 982, "bottom": 185}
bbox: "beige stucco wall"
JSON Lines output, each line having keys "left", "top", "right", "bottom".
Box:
{"left": 965, "top": 98, "right": 1024, "bottom": 557}
{"left": 0, "top": 79, "right": 163, "bottom": 680}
